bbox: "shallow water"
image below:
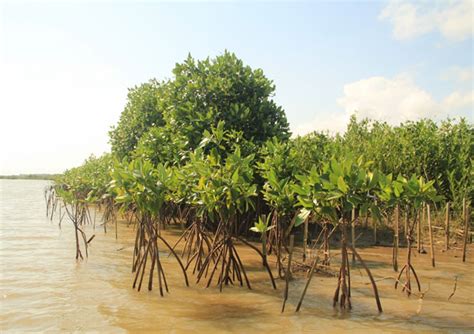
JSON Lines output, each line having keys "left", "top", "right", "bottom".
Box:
{"left": 1, "top": 179, "right": 473, "bottom": 333}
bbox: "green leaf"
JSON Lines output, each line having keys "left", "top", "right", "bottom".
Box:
{"left": 232, "top": 168, "right": 239, "bottom": 183}
{"left": 337, "top": 176, "right": 348, "bottom": 193}
{"left": 295, "top": 208, "right": 311, "bottom": 227}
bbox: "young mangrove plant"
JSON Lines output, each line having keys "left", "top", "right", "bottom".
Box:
{"left": 249, "top": 214, "right": 275, "bottom": 266}
{"left": 54, "top": 181, "right": 94, "bottom": 260}
{"left": 110, "top": 159, "right": 189, "bottom": 295}
{"left": 394, "top": 175, "right": 441, "bottom": 296}
{"left": 294, "top": 157, "right": 383, "bottom": 312}
{"left": 188, "top": 146, "right": 276, "bottom": 290}
{"left": 259, "top": 137, "right": 298, "bottom": 276}
{"left": 169, "top": 161, "right": 214, "bottom": 275}
{"left": 260, "top": 170, "right": 297, "bottom": 276}
{"left": 376, "top": 173, "right": 404, "bottom": 272}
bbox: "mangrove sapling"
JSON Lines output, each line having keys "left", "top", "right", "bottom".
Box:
{"left": 168, "top": 155, "right": 220, "bottom": 273}
{"left": 111, "top": 159, "right": 189, "bottom": 294}
{"left": 249, "top": 214, "right": 275, "bottom": 266}
{"left": 51, "top": 175, "right": 98, "bottom": 260}
{"left": 293, "top": 157, "right": 384, "bottom": 312}
{"left": 395, "top": 211, "right": 421, "bottom": 297}
{"left": 190, "top": 147, "right": 276, "bottom": 290}
{"left": 54, "top": 153, "right": 114, "bottom": 229}
{"left": 259, "top": 143, "right": 299, "bottom": 277}
{"left": 376, "top": 173, "right": 404, "bottom": 272}
{"left": 63, "top": 201, "right": 90, "bottom": 260}
{"left": 394, "top": 175, "right": 441, "bottom": 296}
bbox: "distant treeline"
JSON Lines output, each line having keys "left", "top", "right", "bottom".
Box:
{"left": 0, "top": 174, "right": 59, "bottom": 181}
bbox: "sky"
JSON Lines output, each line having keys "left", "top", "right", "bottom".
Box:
{"left": 0, "top": 0, "right": 472, "bottom": 175}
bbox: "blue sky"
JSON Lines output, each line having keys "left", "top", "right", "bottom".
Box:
{"left": 0, "top": 0, "right": 472, "bottom": 174}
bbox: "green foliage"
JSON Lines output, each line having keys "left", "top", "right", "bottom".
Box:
{"left": 396, "top": 174, "right": 443, "bottom": 209}
{"left": 55, "top": 154, "right": 112, "bottom": 203}
{"left": 439, "top": 119, "right": 473, "bottom": 210}
{"left": 337, "top": 116, "right": 473, "bottom": 207}
{"left": 293, "top": 157, "right": 383, "bottom": 223}
{"left": 59, "top": 52, "right": 471, "bottom": 234}
{"left": 188, "top": 145, "right": 257, "bottom": 221}
{"left": 295, "top": 208, "right": 311, "bottom": 227}
{"left": 291, "top": 131, "right": 335, "bottom": 173}
{"left": 161, "top": 52, "right": 290, "bottom": 149}
{"left": 250, "top": 215, "right": 275, "bottom": 234}
{"left": 198, "top": 120, "right": 258, "bottom": 159}
{"left": 258, "top": 138, "right": 298, "bottom": 215}
{"left": 109, "top": 159, "right": 171, "bottom": 217}
{"left": 109, "top": 80, "right": 165, "bottom": 159}
{"left": 134, "top": 125, "right": 189, "bottom": 166}
{"left": 109, "top": 52, "right": 290, "bottom": 165}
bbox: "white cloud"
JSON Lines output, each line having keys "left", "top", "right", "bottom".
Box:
{"left": 442, "top": 90, "right": 474, "bottom": 110}
{"left": 337, "top": 74, "right": 442, "bottom": 124}
{"left": 293, "top": 74, "right": 473, "bottom": 136}
{"left": 379, "top": 0, "right": 473, "bottom": 41}
{"left": 291, "top": 112, "right": 349, "bottom": 137}
{"left": 441, "top": 66, "right": 474, "bottom": 82}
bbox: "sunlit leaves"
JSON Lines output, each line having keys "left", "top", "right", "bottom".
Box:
{"left": 55, "top": 154, "right": 113, "bottom": 204}
{"left": 250, "top": 215, "right": 275, "bottom": 234}
{"left": 295, "top": 208, "right": 311, "bottom": 227}
{"left": 109, "top": 158, "right": 171, "bottom": 217}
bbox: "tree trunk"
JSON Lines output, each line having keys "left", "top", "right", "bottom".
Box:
{"left": 462, "top": 198, "right": 469, "bottom": 262}
{"left": 351, "top": 208, "right": 356, "bottom": 263}
{"left": 417, "top": 204, "right": 424, "bottom": 253}
{"left": 445, "top": 202, "right": 450, "bottom": 251}
{"left": 303, "top": 217, "right": 308, "bottom": 263}
{"left": 393, "top": 205, "right": 399, "bottom": 271}
{"left": 427, "top": 204, "right": 435, "bottom": 267}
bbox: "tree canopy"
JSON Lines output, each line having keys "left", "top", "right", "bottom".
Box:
{"left": 110, "top": 51, "right": 290, "bottom": 164}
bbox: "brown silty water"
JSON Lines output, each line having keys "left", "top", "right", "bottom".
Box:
{"left": 1, "top": 180, "right": 473, "bottom": 333}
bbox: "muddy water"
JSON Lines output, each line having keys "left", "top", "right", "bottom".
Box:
{"left": 1, "top": 179, "right": 473, "bottom": 333}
